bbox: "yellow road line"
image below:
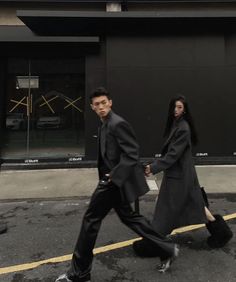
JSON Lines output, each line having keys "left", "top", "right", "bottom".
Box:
{"left": 0, "top": 239, "right": 141, "bottom": 275}
{"left": 0, "top": 213, "right": 235, "bottom": 275}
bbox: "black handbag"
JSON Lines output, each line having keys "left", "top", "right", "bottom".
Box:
{"left": 201, "top": 186, "right": 209, "bottom": 208}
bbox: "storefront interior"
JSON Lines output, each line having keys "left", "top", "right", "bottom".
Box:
{"left": 2, "top": 57, "right": 85, "bottom": 160}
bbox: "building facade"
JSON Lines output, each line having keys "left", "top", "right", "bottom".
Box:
{"left": 0, "top": 0, "right": 236, "bottom": 169}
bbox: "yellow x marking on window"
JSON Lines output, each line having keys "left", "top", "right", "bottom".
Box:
{"left": 39, "top": 95, "right": 58, "bottom": 114}
{"left": 9, "top": 96, "right": 27, "bottom": 112}
{"left": 64, "top": 97, "right": 83, "bottom": 112}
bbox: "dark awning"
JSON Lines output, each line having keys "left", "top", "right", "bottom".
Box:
{"left": 17, "top": 10, "right": 236, "bottom": 36}
{"left": 0, "top": 25, "right": 99, "bottom": 42}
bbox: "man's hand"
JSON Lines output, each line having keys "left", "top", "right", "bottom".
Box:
{"left": 105, "top": 174, "right": 111, "bottom": 182}
{"left": 99, "top": 174, "right": 111, "bottom": 186}
{"left": 145, "top": 165, "right": 151, "bottom": 177}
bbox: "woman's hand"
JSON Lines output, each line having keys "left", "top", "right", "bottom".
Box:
{"left": 145, "top": 165, "right": 151, "bottom": 177}
{"left": 105, "top": 174, "right": 111, "bottom": 182}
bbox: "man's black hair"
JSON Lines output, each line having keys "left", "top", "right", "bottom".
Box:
{"left": 90, "top": 87, "right": 111, "bottom": 103}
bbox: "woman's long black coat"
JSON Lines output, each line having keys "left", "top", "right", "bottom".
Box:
{"left": 150, "top": 117, "right": 207, "bottom": 236}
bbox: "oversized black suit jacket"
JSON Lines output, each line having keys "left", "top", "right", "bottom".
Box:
{"left": 149, "top": 117, "right": 206, "bottom": 234}
{"left": 98, "top": 110, "right": 149, "bottom": 203}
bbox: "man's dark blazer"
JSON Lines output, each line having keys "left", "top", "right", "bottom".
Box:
{"left": 98, "top": 110, "right": 149, "bottom": 203}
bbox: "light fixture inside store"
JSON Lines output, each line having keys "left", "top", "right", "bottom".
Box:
{"left": 16, "top": 80, "right": 20, "bottom": 90}
{"left": 106, "top": 3, "right": 122, "bottom": 12}
{"left": 16, "top": 76, "right": 39, "bottom": 89}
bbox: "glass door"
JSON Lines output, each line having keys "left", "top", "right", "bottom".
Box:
{"left": 3, "top": 58, "right": 85, "bottom": 160}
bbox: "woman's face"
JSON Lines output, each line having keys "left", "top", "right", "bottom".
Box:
{"left": 174, "top": 100, "right": 185, "bottom": 119}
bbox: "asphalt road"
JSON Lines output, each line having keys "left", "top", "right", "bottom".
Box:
{"left": 0, "top": 194, "right": 235, "bottom": 282}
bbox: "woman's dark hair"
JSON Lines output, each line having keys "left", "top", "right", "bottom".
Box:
{"left": 164, "top": 95, "right": 198, "bottom": 145}
{"left": 89, "top": 87, "right": 111, "bottom": 103}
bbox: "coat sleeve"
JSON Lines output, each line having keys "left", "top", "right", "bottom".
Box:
{"left": 150, "top": 127, "right": 190, "bottom": 175}
{"left": 109, "top": 120, "right": 139, "bottom": 188}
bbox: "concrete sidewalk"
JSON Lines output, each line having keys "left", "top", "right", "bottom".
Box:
{"left": 0, "top": 165, "right": 235, "bottom": 200}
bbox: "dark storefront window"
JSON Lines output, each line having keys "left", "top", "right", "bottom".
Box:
{"left": 2, "top": 58, "right": 85, "bottom": 160}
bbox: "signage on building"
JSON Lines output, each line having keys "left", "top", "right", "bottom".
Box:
{"left": 196, "top": 153, "right": 209, "bottom": 157}
{"left": 23, "top": 157, "right": 84, "bottom": 164}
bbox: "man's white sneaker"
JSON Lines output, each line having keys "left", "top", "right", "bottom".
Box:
{"left": 157, "top": 244, "right": 179, "bottom": 273}
{"left": 55, "top": 273, "right": 73, "bottom": 282}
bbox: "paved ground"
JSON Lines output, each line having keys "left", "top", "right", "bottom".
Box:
{"left": 0, "top": 195, "right": 235, "bottom": 282}
{"left": 0, "top": 166, "right": 235, "bottom": 200}
{"left": 0, "top": 166, "right": 235, "bottom": 282}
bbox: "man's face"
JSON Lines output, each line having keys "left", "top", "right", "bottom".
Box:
{"left": 91, "top": 95, "right": 112, "bottom": 119}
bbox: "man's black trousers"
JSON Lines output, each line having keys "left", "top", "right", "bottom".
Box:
{"left": 68, "top": 182, "right": 175, "bottom": 279}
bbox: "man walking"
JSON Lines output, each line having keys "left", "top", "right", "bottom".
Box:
{"left": 55, "top": 87, "right": 178, "bottom": 282}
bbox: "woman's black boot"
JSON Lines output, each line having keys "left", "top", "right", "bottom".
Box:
{"left": 206, "top": 214, "right": 233, "bottom": 248}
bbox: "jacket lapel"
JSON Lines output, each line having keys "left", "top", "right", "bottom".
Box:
{"left": 97, "top": 126, "right": 102, "bottom": 159}
{"left": 100, "top": 123, "right": 106, "bottom": 159}
{"left": 99, "top": 111, "right": 113, "bottom": 162}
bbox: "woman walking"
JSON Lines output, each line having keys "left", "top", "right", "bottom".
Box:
{"left": 133, "top": 95, "right": 233, "bottom": 271}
